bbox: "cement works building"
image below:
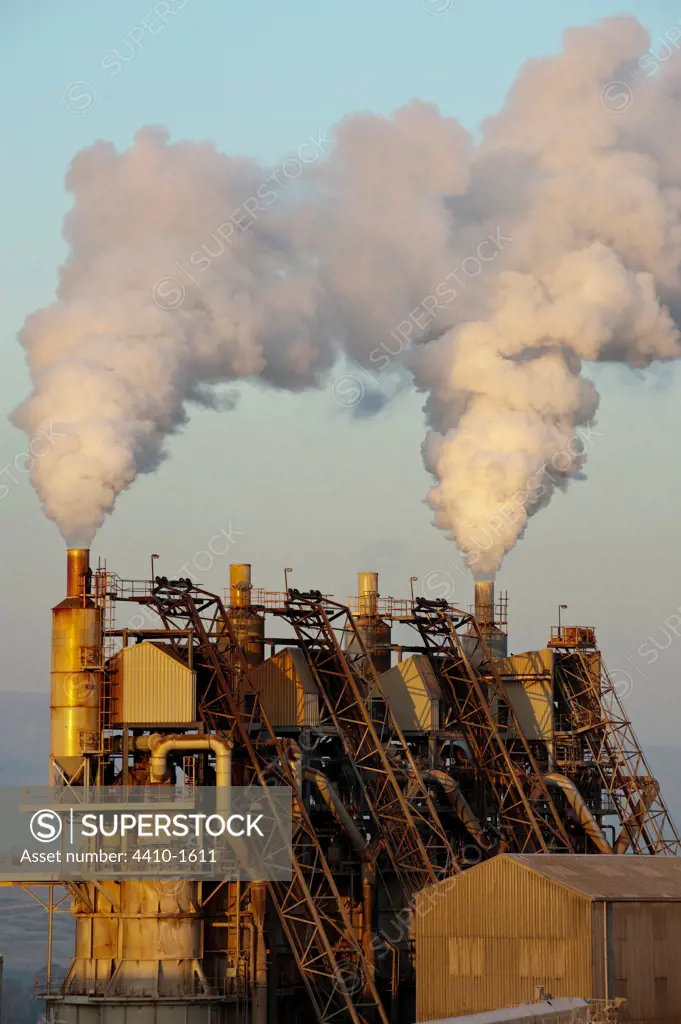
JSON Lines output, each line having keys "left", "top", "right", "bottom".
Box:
{"left": 415, "top": 854, "right": 681, "bottom": 1024}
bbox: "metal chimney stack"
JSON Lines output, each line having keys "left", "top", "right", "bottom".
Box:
{"left": 226, "top": 563, "right": 264, "bottom": 667}
{"left": 473, "top": 580, "right": 507, "bottom": 658}
{"left": 345, "top": 571, "right": 392, "bottom": 673}
{"left": 50, "top": 547, "right": 102, "bottom": 784}
{"left": 474, "top": 581, "right": 495, "bottom": 628}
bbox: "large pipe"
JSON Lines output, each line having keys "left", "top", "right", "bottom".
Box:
{"left": 250, "top": 881, "right": 268, "bottom": 1024}
{"left": 615, "top": 777, "right": 659, "bottom": 854}
{"left": 133, "top": 734, "right": 233, "bottom": 786}
{"left": 50, "top": 548, "right": 102, "bottom": 782}
{"left": 420, "top": 770, "right": 494, "bottom": 850}
{"left": 474, "top": 580, "right": 495, "bottom": 628}
{"left": 543, "top": 773, "right": 613, "bottom": 854}
{"left": 304, "top": 768, "right": 370, "bottom": 858}
{"left": 303, "top": 766, "right": 375, "bottom": 982}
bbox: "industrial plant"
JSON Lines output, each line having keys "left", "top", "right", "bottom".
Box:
{"left": 5, "top": 546, "right": 677, "bottom": 1024}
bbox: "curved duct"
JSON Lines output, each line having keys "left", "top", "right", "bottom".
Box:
{"left": 543, "top": 773, "right": 612, "bottom": 854}
{"left": 300, "top": 762, "right": 375, "bottom": 984}
{"left": 132, "top": 733, "right": 233, "bottom": 786}
{"left": 303, "top": 767, "right": 371, "bottom": 860}
{"left": 420, "top": 770, "right": 494, "bottom": 851}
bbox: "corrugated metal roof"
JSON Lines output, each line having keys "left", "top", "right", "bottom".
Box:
{"left": 506, "top": 854, "right": 681, "bottom": 900}
{"left": 420, "top": 997, "right": 588, "bottom": 1024}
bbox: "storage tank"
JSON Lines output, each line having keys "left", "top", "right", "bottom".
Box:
{"left": 50, "top": 548, "right": 103, "bottom": 783}
{"left": 46, "top": 880, "right": 234, "bottom": 1023}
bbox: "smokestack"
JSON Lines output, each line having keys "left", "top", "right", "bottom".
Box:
{"left": 347, "top": 572, "right": 391, "bottom": 674}
{"left": 226, "top": 564, "right": 264, "bottom": 667}
{"left": 357, "top": 572, "right": 379, "bottom": 618}
{"left": 474, "top": 581, "right": 495, "bottom": 629}
{"left": 472, "top": 579, "right": 508, "bottom": 658}
{"left": 50, "top": 548, "right": 102, "bottom": 783}
{"left": 66, "top": 547, "right": 90, "bottom": 598}
{"left": 229, "top": 563, "right": 252, "bottom": 609}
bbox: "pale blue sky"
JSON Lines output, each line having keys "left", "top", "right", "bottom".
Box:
{"left": 2, "top": 0, "right": 681, "bottom": 748}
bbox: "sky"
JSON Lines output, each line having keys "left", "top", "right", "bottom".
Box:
{"left": 2, "top": 0, "right": 681, "bottom": 749}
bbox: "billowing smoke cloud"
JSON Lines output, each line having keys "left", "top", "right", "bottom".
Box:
{"left": 13, "top": 16, "right": 681, "bottom": 567}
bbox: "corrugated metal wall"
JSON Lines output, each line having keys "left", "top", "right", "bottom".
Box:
{"left": 415, "top": 858, "right": 592, "bottom": 1021}
{"left": 610, "top": 902, "right": 681, "bottom": 1023}
{"left": 379, "top": 655, "right": 442, "bottom": 731}
{"left": 111, "top": 643, "right": 196, "bottom": 724}
{"left": 247, "top": 649, "right": 319, "bottom": 728}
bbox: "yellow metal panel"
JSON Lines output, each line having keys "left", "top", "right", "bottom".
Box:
{"left": 495, "top": 649, "right": 553, "bottom": 678}
{"left": 494, "top": 649, "right": 553, "bottom": 740}
{"left": 111, "top": 643, "right": 196, "bottom": 725}
{"left": 504, "top": 677, "right": 553, "bottom": 740}
{"left": 50, "top": 602, "right": 103, "bottom": 777}
{"left": 415, "top": 855, "right": 593, "bottom": 1021}
{"left": 247, "top": 648, "right": 317, "bottom": 728}
{"left": 379, "top": 656, "right": 443, "bottom": 731}
{"left": 449, "top": 937, "right": 484, "bottom": 976}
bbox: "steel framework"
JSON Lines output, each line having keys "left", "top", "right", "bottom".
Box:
{"left": 112, "top": 577, "right": 389, "bottom": 1024}
{"left": 407, "top": 600, "right": 574, "bottom": 853}
{"left": 278, "top": 593, "right": 459, "bottom": 891}
{"left": 553, "top": 646, "right": 681, "bottom": 855}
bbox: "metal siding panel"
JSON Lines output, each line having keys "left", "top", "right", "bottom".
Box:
{"left": 507, "top": 855, "right": 681, "bottom": 900}
{"left": 379, "top": 656, "right": 443, "bottom": 731}
{"left": 303, "top": 691, "right": 320, "bottom": 726}
{"left": 248, "top": 648, "right": 318, "bottom": 727}
{"left": 416, "top": 857, "right": 592, "bottom": 1022}
{"left": 504, "top": 678, "right": 553, "bottom": 740}
{"left": 591, "top": 901, "right": 606, "bottom": 1000}
{"left": 112, "top": 644, "right": 195, "bottom": 724}
{"left": 611, "top": 901, "right": 681, "bottom": 1023}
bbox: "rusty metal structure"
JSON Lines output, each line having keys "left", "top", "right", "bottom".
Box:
{"left": 9, "top": 552, "right": 680, "bottom": 1024}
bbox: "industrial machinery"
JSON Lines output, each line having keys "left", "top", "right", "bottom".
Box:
{"left": 20, "top": 552, "right": 681, "bottom": 1023}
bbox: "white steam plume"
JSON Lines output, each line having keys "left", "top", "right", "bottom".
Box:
{"left": 13, "top": 16, "right": 681, "bottom": 568}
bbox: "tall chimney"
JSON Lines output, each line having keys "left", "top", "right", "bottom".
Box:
{"left": 357, "top": 571, "right": 379, "bottom": 618}
{"left": 472, "top": 579, "right": 507, "bottom": 658}
{"left": 227, "top": 563, "right": 264, "bottom": 667}
{"left": 66, "top": 547, "right": 90, "bottom": 598}
{"left": 229, "top": 563, "right": 252, "bottom": 608}
{"left": 348, "top": 571, "right": 391, "bottom": 673}
{"left": 474, "top": 581, "right": 495, "bottom": 628}
{"left": 50, "top": 548, "right": 102, "bottom": 783}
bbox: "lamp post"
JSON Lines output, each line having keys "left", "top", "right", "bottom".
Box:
{"left": 410, "top": 576, "right": 418, "bottom": 606}
{"left": 558, "top": 604, "right": 567, "bottom": 632}
{"left": 284, "top": 568, "right": 293, "bottom": 594}
{"left": 151, "top": 553, "right": 159, "bottom": 584}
